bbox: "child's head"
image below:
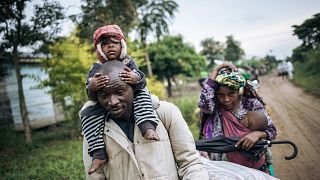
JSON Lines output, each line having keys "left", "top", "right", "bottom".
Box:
{"left": 93, "top": 24, "right": 127, "bottom": 63}
{"left": 241, "top": 111, "right": 268, "bottom": 131}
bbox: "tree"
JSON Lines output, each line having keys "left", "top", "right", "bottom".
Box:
{"left": 0, "top": 0, "right": 64, "bottom": 143}
{"left": 136, "top": 0, "right": 178, "bottom": 77}
{"left": 76, "top": 0, "right": 145, "bottom": 42}
{"left": 200, "top": 37, "right": 224, "bottom": 68}
{"left": 40, "top": 34, "right": 95, "bottom": 126}
{"left": 148, "top": 35, "right": 205, "bottom": 97}
{"left": 292, "top": 13, "right": 320, "bottom": 50}
{"left": 224, "top": 35, "right": 244, "bottom": 63}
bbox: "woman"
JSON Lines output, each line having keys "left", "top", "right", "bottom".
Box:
{"left": 198, "top": 63, "right": 277, "bottom": 172}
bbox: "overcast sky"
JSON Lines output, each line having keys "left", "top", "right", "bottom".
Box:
{"left": 27, "top": 0, "right": 320, "bottom": 59}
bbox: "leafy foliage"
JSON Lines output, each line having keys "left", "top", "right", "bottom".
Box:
{"left": 200, "top": 37, "right": 224, "bottom": 68}
{"left": 0, "top": 0, "right": 64, "bottom": 55}
{"left": 137, "top": 0, "right": 178, "bottom": 43}
{"left": 224, "top": 35, "right": 244, "bottom": 63}
{"left": 292, "top": 46, "right": 320, "bottom": 97}
{"left": 147, "top": 77, "right": 166, "bottom": 99}
{"left": 148, "top": 35, "right": 205, "bottom": 96}
{"left": 40, "top": 34, "right": 95, "bottom": 121}
{"left": 292, "top": 13, "right": 320, "bottom": 50}
{"left": 76, "top": 0, "right": 145, "bottom": 42}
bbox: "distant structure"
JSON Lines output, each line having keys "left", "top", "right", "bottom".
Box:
{"left": 0, "top": 56, "right": 64, "bottom": 130}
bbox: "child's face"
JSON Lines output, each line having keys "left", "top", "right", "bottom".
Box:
{"left": 101, "top": 36, "right": 121, "bottom": 60}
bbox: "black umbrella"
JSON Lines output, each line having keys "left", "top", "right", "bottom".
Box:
{"left": 195, "top": 136, "right": 298, "bottom": 161}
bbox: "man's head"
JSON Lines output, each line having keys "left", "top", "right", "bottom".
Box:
{"left": 93, "top": 24, "right": 127, "bottom": 63}
{"left": 97, "top": 61, "right": 134, "bottom": 119}
{"left": 241, "top": 111, "right": 268, "bottom": 131}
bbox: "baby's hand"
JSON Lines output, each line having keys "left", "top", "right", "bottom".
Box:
{"left": 144, "top": 129, "right": 160, "bottom": 141}
{"left": 88, "top": 159, "right": 107, "bottom": 175}
{"left": 89, "top": 73, "right": 109, "bottom": 91}
{"left": 119, "top": 67, "right": 140, "bottom": 85}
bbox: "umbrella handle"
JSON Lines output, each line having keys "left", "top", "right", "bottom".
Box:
{"left": 268, "top": 140, "right": 298, "bottom": 160}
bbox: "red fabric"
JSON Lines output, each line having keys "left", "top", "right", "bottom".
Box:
{"left": 220, "top": 108, "right": 265, "bottom": 169}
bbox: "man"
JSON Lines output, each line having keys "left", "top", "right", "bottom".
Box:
{"left": 81, "top": 61, "right": 209, "bottom": 180}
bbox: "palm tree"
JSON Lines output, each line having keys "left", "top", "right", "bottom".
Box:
{"left": 137, "top": 0, "right": 178, "bottom": 77}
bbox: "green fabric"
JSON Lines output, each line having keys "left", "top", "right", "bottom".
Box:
{"left": 215, "top": 68, "right": 246, "bottom": 89}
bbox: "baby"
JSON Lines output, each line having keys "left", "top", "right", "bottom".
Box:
{"left": 240, "top": 111, "right": 268, "bottom": 131}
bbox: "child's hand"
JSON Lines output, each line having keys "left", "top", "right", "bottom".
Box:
{"left": 119, "top": 67, "right": 140, "bottom": 85}
{"left": 89, "top": 73, "right": 109, "bottom": 91}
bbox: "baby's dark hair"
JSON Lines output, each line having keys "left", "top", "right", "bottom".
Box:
{"left": 246, "top": 111, "right": 268, "bottom": 131}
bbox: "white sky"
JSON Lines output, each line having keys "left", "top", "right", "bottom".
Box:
{"left": 26, "top": 0, "right": 320, "bottom": 59}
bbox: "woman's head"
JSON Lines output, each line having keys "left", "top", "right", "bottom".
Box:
{"left": 93, "top": 24, "right": 128, "bottom": 63}
{"left": 215, "top": 68, "right": 246, "bottom": 110}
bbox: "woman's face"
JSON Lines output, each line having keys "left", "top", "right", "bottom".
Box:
{"left": 216, "top": 86, "right": 240, "bottom": 111}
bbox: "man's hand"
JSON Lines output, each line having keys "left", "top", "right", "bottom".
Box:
{"left": 235, "top": 131, "right": 264, "bottom": 151}
{"left": 88, "top": 73, "right": 109, "bottom": 91}
{"left": 119, "top": 67, "right": 140, "bottom": 85}
{"left": 88, "top": 159, "right": 107, "bottom": 175}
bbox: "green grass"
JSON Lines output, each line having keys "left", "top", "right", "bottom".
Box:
{"left": 0, "top": 124, "right": 85, "bottom": 180}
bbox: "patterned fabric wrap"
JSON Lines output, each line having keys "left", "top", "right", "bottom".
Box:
{"left": 215, "top": 68, "right": 246, "bottom": 89}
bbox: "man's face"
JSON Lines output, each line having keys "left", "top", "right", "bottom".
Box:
{"left": 97, "top": 76, "right": 133, "bottom": 119}
{"left": 100, "top": 36, "right": 122, "bottom": 60}
{"left": 216, "top": 86, "right": 240, "bottom": 111}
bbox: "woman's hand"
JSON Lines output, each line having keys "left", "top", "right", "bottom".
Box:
{"left": 199, "top": 151, "right": 209, "bottom": 159}
{"left": 209, "top": 62, "right": 238, "bottom": 80}
{"left": 235, "top": 131, "right": 267, "bottom": 151}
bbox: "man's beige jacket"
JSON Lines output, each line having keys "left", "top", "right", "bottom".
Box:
{"left": 82, "top": 96, "right": 209, "bottom": 180}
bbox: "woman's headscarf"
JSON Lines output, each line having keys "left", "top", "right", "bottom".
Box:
{"left": 93, "top": 24, "right": 128, "bottom": 63}
{"left": 215, "top": 68, "right": 246, "bottom": 90}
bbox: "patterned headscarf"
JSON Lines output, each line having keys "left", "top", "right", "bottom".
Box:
{"left": 215, "top": 68, "right": 246, "bottom": 89}
{"left": 93, "top": 24, "right": 127, "bottom": 63}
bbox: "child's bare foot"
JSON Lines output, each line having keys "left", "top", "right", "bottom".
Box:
{"left": 144, "top": 129, "right": 160, "bottom": 141}
{"left": 88, "top": 159, "right": 107, "bottom": 175}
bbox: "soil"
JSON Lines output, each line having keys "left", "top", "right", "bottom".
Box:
{"left": 259, "top": 74, "right": 320, "bottom": 180}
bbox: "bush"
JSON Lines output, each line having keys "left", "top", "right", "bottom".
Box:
{"left": 147, "top": 77, "right": 167, "bottom": 99}
{"left": 292, "top": 47, "right": 320, "bottom": 97}
{"left": 168, "top": 93, "right": 200, "bottom": 139}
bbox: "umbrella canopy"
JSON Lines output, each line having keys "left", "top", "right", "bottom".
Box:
{"left": 195, "top": 136, "right": 298, "bottom": 161}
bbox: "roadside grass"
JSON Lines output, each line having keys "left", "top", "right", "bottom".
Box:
{"left": 292, "top": 61, "right": 320, "bottom": 98}
{"left": 0, "top": 124, "right": 85, "bottom": 180}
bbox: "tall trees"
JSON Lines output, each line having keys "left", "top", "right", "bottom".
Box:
{"left": 40, "top": 34, "right": 94, "bottom": 123}
{"left": 224, "top": 35, "right": 244, "bottom": 63}
{"left": 0, "top": 0, "right": 64, "bottom": 143}
{"left": 136, "top": 0, "right": 178, "bottom": 76}
{"left": 200, "top": 37, "right": 224, "bottom": 68}
{"left": 76, "top": 0, "right": 178, "bottom": 77}
{"left": 292, "top": 13, "right": 320, "bottom": 62}
{"left": 148, "top": 35, "right": 205, "bottom": 97}
{"left": 292, "top": 13, "right": 320, "bottom": 50}
{"left": 76, "top": 0, "right": 144, "bottom": 42}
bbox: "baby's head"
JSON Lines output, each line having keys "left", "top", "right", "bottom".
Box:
{"left": 241, "top": 111, "right": 268, "bottom": 131}
{"left": 93, "top": 24, "right": 127, "bottom": 63}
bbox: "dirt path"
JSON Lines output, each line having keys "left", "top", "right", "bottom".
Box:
{"left": 259, "top": 74, "right": 320, "bottom": 180}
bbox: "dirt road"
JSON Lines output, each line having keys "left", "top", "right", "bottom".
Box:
{"left": 259, "top": 74, "right": 320, "bottom": 180}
